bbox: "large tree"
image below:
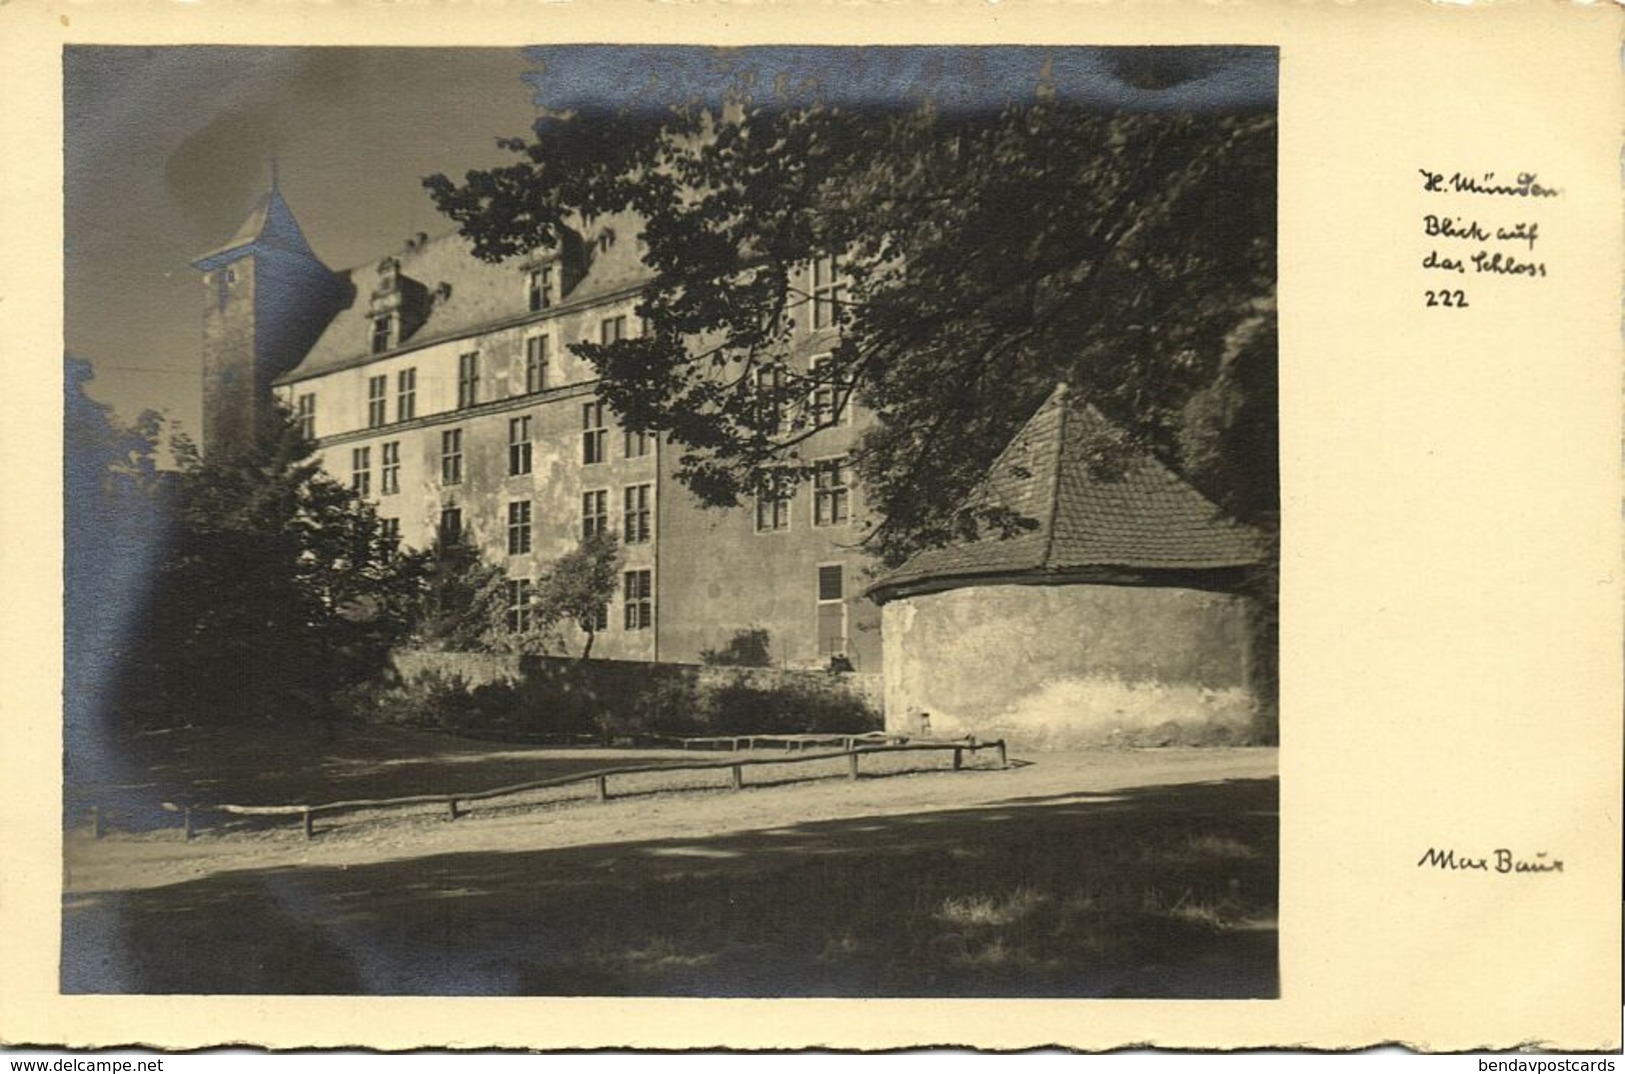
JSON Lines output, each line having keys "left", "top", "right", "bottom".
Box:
{"left": 426, "top": 49, "right": 1276, "bottom": 567}
{"left": 106, "top": 408, "right": 428, "bottom": 726}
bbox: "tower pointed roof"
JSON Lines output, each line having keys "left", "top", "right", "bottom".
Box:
{"left": 867, "top": 384, "right": 1265, "bottom": 600}
{"left": 191, "top": 181, "right": 326, "bottom": 271}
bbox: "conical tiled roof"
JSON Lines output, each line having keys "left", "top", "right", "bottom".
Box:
{"left": 191, "top": 185, "right": 325, "bottom": 270}
{"left": 867, "top": 384, "right": 1264, "bottom": 599}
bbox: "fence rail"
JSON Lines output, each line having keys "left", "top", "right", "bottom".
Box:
{"left": 135, "top": 738, "right": 1007, "bottom": 840}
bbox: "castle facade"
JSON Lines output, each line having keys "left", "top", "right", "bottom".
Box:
{"left": 192, "top": 184, "right": 881, "bottom": 670}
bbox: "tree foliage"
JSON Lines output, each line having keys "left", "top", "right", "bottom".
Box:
{"left": 427, "top": 62, "right": 1276, "bottom": 567}
{"left": 411, "top": 533, "right": 508, "bottom": 651}
{"left": 102, "top": 405, "right": 428, "bottom": 726}
{"left": 526, "top": 530, "right": 624, "bottom": 659}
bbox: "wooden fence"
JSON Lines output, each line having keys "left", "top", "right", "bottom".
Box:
{"left": 128, "top": 738, "right": 1007, "bottom": 841}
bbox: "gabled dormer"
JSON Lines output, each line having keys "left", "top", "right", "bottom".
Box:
{"left": 366, "top": 255, "right": 430, "bottom": 354}
{"left": 519, "top": 226, "right": 587, "bottom": 312}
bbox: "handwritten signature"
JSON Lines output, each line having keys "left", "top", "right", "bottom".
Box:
{"left": 1417, "top": 847, "right": 1564, "bottom": 874}
{"left": 1419, "top": 170, "right": 1561, "bottom": 198}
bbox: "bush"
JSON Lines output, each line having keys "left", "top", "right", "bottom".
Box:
{"left": 706, "top": 675, "right": 879, "bottom": 735}
{"left": 700, "top": 628, "right": 774, "bottom": 668}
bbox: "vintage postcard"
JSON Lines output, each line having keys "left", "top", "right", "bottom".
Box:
{"left": 1, "top": 0, "right": 1620, "bottom": 1053}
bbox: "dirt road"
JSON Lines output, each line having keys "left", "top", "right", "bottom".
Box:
{"left": 67, "top": 748, "right": 1275, "bottom": 894}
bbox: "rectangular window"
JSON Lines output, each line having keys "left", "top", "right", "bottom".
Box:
{"left": 811, "top": 255, "right": 845, "bottom": 330}
{"left": 396, "top": 368, "right": 417, "bottom": 422}
{"left": 371, "top": 315, "right": 393, "bottom": 355}
{"left": 457, "top": 352, "right": 480, "bottom": 409}
{"left": 380, "top": 517, "right": 401, "bottom": 548}
{"left": 814, "top": 456, "right": 852, "bottom": 526}
{"left": 350, "top": 446, "right": 371, "bottom": 496}
{"left": 817, "top": 565, "right": 848, "bottom": 657}
{"left": 367, "top": 375, "right": 388, "bottom": 428}
{"left": 624, "top": 428, "right": 652, "bottom": 458}
{"left": 508, "top": 415, "right": 533, "bottom": 476}
{"left": 525, "top": 335, "right": 549, "bottom": 394}
{"left": 294, "top": 393, "right": 316, "bottom": 441}
{"left": 380, "top": 441, "right": 400, "bottom": 495}
{"left": 755, "top": 470, "right": 792, "bottom": 533}
{"left": 600, "top": 315, "right": 628, "bottom": 345}
{"left": 528, "top": 265, "right": 553, "bottom": 312}
{"left": 506, "top": 578, "right": 534, "bottom": 633}
{"left": 623, "top": 484, "right": 652, "bottom": 544}
{"left": 441, "top": 428, "right": 463, "bottom": 485}
{"left": 623, "top": 569, "right": 653, "bottom": 631}
{"left": 809, "top": 354, "right": 847, "bottom": 428}
{"left": 507, "top": 500, "right": 533, "bottom": 556}
{"left": 439, "top": 506, "right": 463, "bottom": 543}
{"left": 581, "top": 489, "right": 608, "bottom": 539}
{"left": 755, "top": 365, "right": 784, "bottom": 434}
{"left": 582, "top": 401, "right": 607, "bottom": 464}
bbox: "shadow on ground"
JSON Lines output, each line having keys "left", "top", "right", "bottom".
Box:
{"left": 63, "top": 777, "right": 1278, "bottom": 999}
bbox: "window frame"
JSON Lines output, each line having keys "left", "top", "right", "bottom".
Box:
{"left": 350, "top": 446, "right": 371, "bottom": 496}
{"left": 439, "top": 506, "right": 463, "bottom": 544}
{"left": 622, "top": 483, "right": 652, "bottom": 544}
{"left": 815, "top": 562, "right": 849, "bottom": 658}
{"left": 527, "top": 265, "right": 554, "bottom": 312}
{"left": 457, "top": 352, "right": 481, "bottom": 409}
{"left": 380, "top": 440, "right": 401, "bottom": 495}
{"left": 582, "top": 400, "right": 608, "bottom": 465}
{"left": 396, "top": 368, "right": 416, "bottom": 422}
{"left": 507, "top": 499, "right": 533, "bottom": 556}
{"left": 622, "top": 568, "right": 653, "bottom": 631}
{"left": 810, "top": 255, "right": 845, "bottom": 331}
{"left": 581, "top": 488, "right": 609, "bottom": 540}
{"left": 370, "top": 314, "right": 394, "bottom": 355}
{"left": 294, "top": 393, "right": 316, "bottom": 441}
{"left": 366, "top": 375, "right": 388, "bottom": 428}
{"left": 525, "top": 334, "right": 549, "bottom": 394}
{"left": 812, "top": 455, "right": 853, "bottom": 527}
{"left": 506, "top": 578, "right": 535, "bottom": 633}
{"left": 808, "top": 354, "right": 850, "bottom": 428}
{"left": 441, "top": 428, "right": 464, "bottom": 485}
{"left": 754, "top": 469, "right": 793, "bottom": 533}
{"left": 508, "top": 415, "right": 533, "bottom": 476}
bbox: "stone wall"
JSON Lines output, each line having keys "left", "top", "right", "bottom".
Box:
{"left": 388, "top": 649, "right": 882, "bottom": 737}
{"left": 881, "top": 581, "right": 1260, "bottom": 749}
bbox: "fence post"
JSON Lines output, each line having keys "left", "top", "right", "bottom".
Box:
{"left": 447, "top": 799, "right": 460, "bottom": 821}
{"left": 953, "top": 747, "right": 963, "bottom": 771}
{"left": 730, "top": 765, "right": 743, "bottom": 791}
{"left": 91, "top": 805, "right": 102, "bottom": 840}
{"left": 596, "top": 775, "right": 609, "bottom": 802}
{"left": 183, "top": 806, "right": 194, "bottom": 841}
{"left": 848, "top": 751, "right": 860, "bottom": 780}
{"left": 303, "top": 809, "right": 314, "bottom": 840}
{"left": 996, "top": 740, "right": 1008, "bottom": 769}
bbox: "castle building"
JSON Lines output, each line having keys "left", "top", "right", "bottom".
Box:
{"left": 192, "top": 184, "right": 882, "bottom": 670}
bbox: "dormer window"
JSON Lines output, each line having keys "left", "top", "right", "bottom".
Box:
{"left": 370, "top": 314, "right": 395, "bottom": 355}
{"left": 527, "top": 265, "right": 555, "bottom": 312}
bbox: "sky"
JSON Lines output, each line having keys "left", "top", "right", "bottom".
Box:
{"left": 64, "top": 45, "right": 1275, "bottom": 435}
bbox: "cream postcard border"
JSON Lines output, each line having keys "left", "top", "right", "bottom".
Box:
{"left": 1, "top": 0, "right": 1620, "bottom": 1052}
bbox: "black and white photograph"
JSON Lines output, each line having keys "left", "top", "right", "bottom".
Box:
{"left": 60, "top": 43, "right": 1282, "bottom": 1001}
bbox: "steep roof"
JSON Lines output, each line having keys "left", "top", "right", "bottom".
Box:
{"left": 278, "top": 211, "right": 651, "bottom": 384}
{"left": 191, "top": 186, "right": 326, "bottom": 271}
{"left": 868, "top": 384, "right": 1264, "bottom": 599}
